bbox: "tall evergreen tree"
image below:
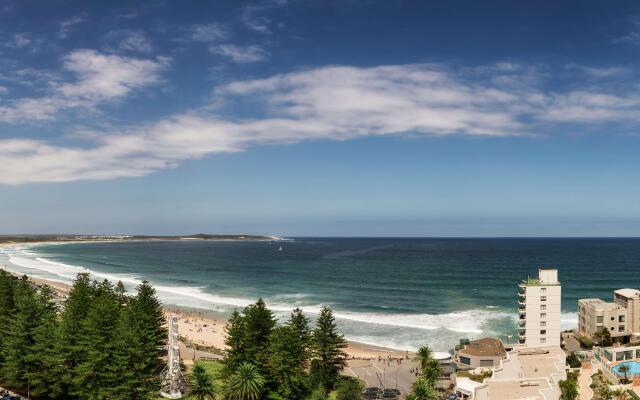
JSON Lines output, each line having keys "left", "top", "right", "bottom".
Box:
{"left": 240, "top": 298, "right": 275, "bottom": 375}
{"left": 268, "top": 325, "right": 309, "bottom": 399}
{"left": 224, "top": 310, "right": 247, "bottom": 376}
{"left": 287, "top": 308, "right": 311, "bottom": 369}
{"left": 1, "top": 277, "right": 42, "bottom": 392}
{"left": 310, "top": 307, "right": 347, "bottom": 392}
{"left": 71, "top": 280, "right": 122, "bottom": 400}
{"left": 25, "top": 286, "right": 63, "bottom": 399}
{"left": 0, "top": 271, "right": 16, "bottom": 365}
{"left": 57, "top": 273, "right": 96, "bottom": 396}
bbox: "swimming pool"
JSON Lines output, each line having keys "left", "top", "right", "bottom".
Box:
{"left": 612, "top": 361, "right": 640, "bottom": 377}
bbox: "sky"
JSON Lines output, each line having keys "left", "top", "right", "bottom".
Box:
{"left": 1, "top": 0, "right": 640, "bottom": 237}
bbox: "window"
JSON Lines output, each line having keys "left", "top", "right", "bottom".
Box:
{"left": 541, "top": 296, "right": 547, "bottom": 302}
{"left": 540, "top": 313, "right": 546, "bottom": 318}
{"left": 619, "top": 316, "right": 625, "bottom": 322}
{"left": 540, "top": 330, "right": 546, "bottom": 335}
{"left": 619, "top": 325, "right": 625, "bottom": 332}
{"left": 540, "top": 338, "right": 546, "bottom": 343}
{"left": 540, "top": 321, "right": 546, "bottom": 327}
{"left": 597, "top": 316, "right": 604, "bottom": 323}
{"left": 541, "top": 288, "right": 547, "bottom": 292}
{"left": 480, "top": 360, "right": 494, "bottom": 367}
{"left": 611, "top": 317, "right": 615, "bottom": 321}
{"left": 540, "top": 305, "right": 547, "bottom": 311}
{"left": 460, "top": 356, "right": 471, "bottom": 365}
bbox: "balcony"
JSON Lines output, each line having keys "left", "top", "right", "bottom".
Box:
{"left": 518, "top": 303, "right": 526, "bottom": 311}
{"left": 519, "top": 313, "right": 526, "bottom": 320}
{"left": 518, "top": 285, "right": 526, "bottom": 295}
{"left": 518, "top": 295, "right": 526, "bottom": 304}
{"left": 519, "top": 330, "right": 526, "bottom": 339}
{"left": 519, "top": 338, "right": 526, "bottom": 345}
{"left": 518, "top": 320, "right": 526, "bottom": 328}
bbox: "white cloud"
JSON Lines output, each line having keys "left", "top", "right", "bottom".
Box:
{"left": 241, "top": 6, "right": 272, "bottom": 34}
{"left": 6, "top": 33, "right": 31, "bottom": 48}
{"left": 0, "top": 49, "right": 169, "bottom": 123}
{"left": 0, "top": 86, "right": 7, "bottom": 95}
{"left": 59, "top": 14, "right": 87, "bottom": 39}
{"left": 1, "top": 63, "right": 639, "bottom": 185}
{"left": 187, "top": 23, "right": 228, "bottom": 42}
{"left": 106, "top": 30, "right": 153, "bottom": 53}
{"left": 210, "top": 44, "right": 269, "bottom": 63}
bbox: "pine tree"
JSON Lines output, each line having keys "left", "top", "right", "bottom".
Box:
{"left": 25, "top": 286, "right": 63, "bottom": 399}
{"left": 287, "top": 307, "right": 311, "bottom": 369}
{"left": 224, "top": 310, "right": 247, "bottom": 376}
{"left": 57, "top": 273, "right": 96, "bottom": 396}
{"left": 1, "top": 277, "right": 41, "bottom": 391}
{"left": 0, "top": 271, "right": 16, "bottom": 365}
{"left": 268, "top": 325, "right": 310, "bottom": 399}
{"left": 131, "top": 281, "right": 167, "bottom": 396}
{"left": 310, "top": 307, "right": 347, "bottom": 392}
{"left": 241, "top": 298, "right": 276, "bottom": 374}
{"left": 71, "top": 280, "right": 121, "bottom": 400}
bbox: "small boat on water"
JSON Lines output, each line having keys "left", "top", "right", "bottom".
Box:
{"left": 278, "top": 246, "right": 283, "bottom": 251}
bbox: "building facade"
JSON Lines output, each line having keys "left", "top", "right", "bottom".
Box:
{"left": 578, "top": 288, "right": 640, "bottom": 341}
{"left": 455, "top": 337, "right": 507, "bottom": 370}
{"left": 518, "top": 268, "right": 561, "bottom": 347}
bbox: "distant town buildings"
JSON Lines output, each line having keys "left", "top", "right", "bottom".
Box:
{"left": 518, "top": 268, "right": 562, "bottom": 347}
{"left": 578, "top": 288, "right": 640, "bottom": 342}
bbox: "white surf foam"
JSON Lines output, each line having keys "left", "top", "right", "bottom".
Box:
{"left": 0, "top": 245, "right": 581, "bottom": 349}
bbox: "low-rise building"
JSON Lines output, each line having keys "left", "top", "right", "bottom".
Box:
{"left": 455, "top": 337, "right": 506, "bottom": 369}
{"left": 454, "top": 346, "right": 567, "bottom": 400}
{"left": 578, "top": 288, "right": 640, "bottom": 341}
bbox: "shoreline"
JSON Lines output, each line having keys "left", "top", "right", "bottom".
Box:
{"left": 8, "top": 270, "right": 412, "bottom": 360}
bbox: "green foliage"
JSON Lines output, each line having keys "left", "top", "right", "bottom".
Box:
{"left": 559, "top": 372, "right": 579, "bottom": 400}
{"left": 0, "top": 272, "right": 169, "bottom": 400}
{"left": 189, "top": 363, "right": 216, "bottom": 400}
{"left": 593, "top": 328, "right": 613, "bottom": 347}
{"left": 566, "top": 352, "right": 582, "bottom": 368}
{"left": 405, "top": 377, "right": 440, "bottom": 400}
{"left": 306, "top": 387, "right": 329, "bottom": 400}
{"left": 577, "top": 335, "right": 594, "bottom": 349}
{"left": 334, "top": 377, "right": 363, "bottom": 400}
{"left": 226, "top": 362, "right": 266, "bottom": 400}
{"left": 310, "top": 307, "right": 347, "bottom": 392}
{"left": 268, "top": 325, "right": 310, "bottom": 399}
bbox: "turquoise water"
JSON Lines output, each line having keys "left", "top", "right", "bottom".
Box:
{"left": 1, "top": 238, "right": 640, "bottom": 350}
{"left": 613, "top": 361, "right": 640, "bottom": 375}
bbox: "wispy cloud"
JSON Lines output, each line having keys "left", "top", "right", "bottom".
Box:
{"left": 106, "top": 29, "right": 153, "bottom": 53}
{"left": 241, "top": 5, "right": 272, "bottom": 34}
{"left": 59, "top": 14, "right": 87, "bottom": 39}
{"left": 0, "top": 49, "right": 169, "bottom": 123}
{"left": 6, "top": 33, "right": 31, "bottom": 48}
{"left": 184, "top": 23, "right": 228, "bottom": 42}
{"left": 1, "top": 63, "right": 639, "bottom": 184}
{"left": 210, "top": 44, "right": 269, "bottom": 63}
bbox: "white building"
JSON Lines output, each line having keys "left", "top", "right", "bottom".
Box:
{"left": 578, "top": 288, "right": 640, "bottom": 341}
{"left": 518, "top": 268, "right": 561, "bottom": 348}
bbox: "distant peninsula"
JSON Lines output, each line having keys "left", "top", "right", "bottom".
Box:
{"left": 0, "top": 233, "right": 279, "bottom": 244}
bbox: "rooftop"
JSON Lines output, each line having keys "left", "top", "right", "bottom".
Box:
{"left": 459, "top": 337, "right": 506, "bottom": 357}
{"left": 615, "top": 289, "right": 640, "bottom": 299}
{"left": 486, "top": 379, "right": 552, "bottom": 400}
{"left": 579, "top": 298, "right": 622, "bottom": 311}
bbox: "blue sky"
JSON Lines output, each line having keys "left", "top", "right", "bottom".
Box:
{"left": 1, "top": 1, "right": 640, "bottom": 236}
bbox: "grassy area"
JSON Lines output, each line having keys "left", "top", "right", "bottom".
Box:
{"left": 456, "top": 370, "right": 492, "bottom": 382}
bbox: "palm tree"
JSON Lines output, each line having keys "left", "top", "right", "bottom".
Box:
{"left": 414, "top": 346, "right": 433, "bottom": 373}
{"left": 226, "top": 362, "right": 266, "bottom": 400}
{"left": 618, "top": 364, "right": 630, "bottom": 383}
{"left": 405, "top": 377, "right": 440, "bottom": 400}
{"left": 189, "top": 363, "right": 216, "bottom": 400}
{"left": 424, "top": 358, "right": 442, "bottom": 387}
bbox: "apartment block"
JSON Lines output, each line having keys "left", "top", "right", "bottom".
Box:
{"left": 518, "top": 268, "right": 561, "bottom": 348}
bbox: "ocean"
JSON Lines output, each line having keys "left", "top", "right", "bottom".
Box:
{"left": 1, "top": 238, "right": 639, "bottom": 351}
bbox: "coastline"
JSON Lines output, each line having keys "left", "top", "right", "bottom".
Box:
{"left": 7, "top": 266, "right": 412, "bottom": 360}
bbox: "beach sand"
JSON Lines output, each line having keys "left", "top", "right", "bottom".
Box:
{"left": 9, "top": 270, "right": 411, "bottom": 360}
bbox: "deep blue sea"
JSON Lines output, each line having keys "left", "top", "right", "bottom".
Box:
{"left": 2, "top": 238, "right": 640, "bottom": 351}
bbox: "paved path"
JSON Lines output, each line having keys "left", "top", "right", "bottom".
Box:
{"left": 578, "top": 363, "right": 593, "bottom": 400}
{"left": 346, "top": 358, "right": 420, "bottom": 395}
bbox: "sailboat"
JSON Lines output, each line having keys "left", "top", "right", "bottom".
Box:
{"left": 278, "top": 245, "right": 283, "bottom": 251}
